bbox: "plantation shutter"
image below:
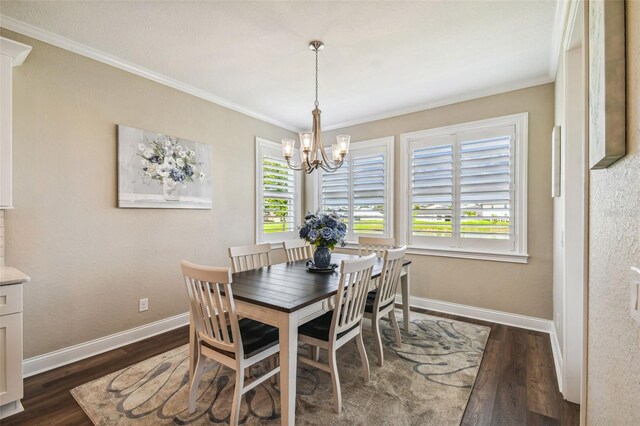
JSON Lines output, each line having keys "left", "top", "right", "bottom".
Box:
{"left": 256, "top": 138, "right": 300, "bottom": 244}
{"left": 262, "top": 156, "right": 296, "bottom": 233}
{"left": 320, "top": 158, "right": 350, "bottom": 222}
{"left": 410, "top": 139, "right": 454, "bottom": 241}
{"left": 407, "top": 125, "right": 515, "bottom": 252}
{"left": 459, "top": 133, "right": 512, "bottom": 240}
{"left": 318, "top": 138, "right": 393, "bottom": 241}
{"left": 353, "top": 153, "right": 386, "bottom": 235}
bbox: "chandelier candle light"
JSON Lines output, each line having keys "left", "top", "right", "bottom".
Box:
{"left": 282, "top": 41, "right": 350, "bottom": 174}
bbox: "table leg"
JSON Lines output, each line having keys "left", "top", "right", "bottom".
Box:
{"left": 401, "top": 265, "right": 411, "bottom": 332}
{"left": 278, "top": 310, "right": 299, "bottom": 425}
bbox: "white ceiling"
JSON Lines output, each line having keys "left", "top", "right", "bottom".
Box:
{"left": 0, "top": 1, "right": 560, "bottom": 131}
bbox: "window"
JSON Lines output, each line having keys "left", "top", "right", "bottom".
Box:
{"left": 256, "top": 138, "right": 301, "bottom": 244}
{"left": 316, "top": 137, "right": 394, "bottom": 242}
{"left": 400, "top": 114, "right": 528, "bottom": 263}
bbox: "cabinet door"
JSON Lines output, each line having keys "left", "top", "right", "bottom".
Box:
{"left": 0, "top": 312, "right": 23, "bottom": 405}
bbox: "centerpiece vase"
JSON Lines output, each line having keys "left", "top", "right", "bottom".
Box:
{"left": 314, "top": 246, "right": 331, "bottom": 268}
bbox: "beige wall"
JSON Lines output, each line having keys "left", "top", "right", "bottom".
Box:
{"left": 587, "top": 1, "right": 640, "bottom": 423}
{"left": 312, "top": 84, "right": 555, "bottom": 319}
{"left": 0, "top": 30, "right": 295, "bottom": 358}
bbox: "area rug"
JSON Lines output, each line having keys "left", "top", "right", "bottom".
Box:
{"left": 71, "top": 312, "right": 489, "bottom": 425}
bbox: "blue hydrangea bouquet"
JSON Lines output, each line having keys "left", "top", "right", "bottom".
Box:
{"left": 299, "top": 211, "right": 347, "bottom": 268}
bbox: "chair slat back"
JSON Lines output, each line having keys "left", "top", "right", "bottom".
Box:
{"left": 283, "top": 239, "right": 314, "bottom": 262}
{"left": 358, "top": 236, "right": 396, "bottom": 257}
{"left": 228, "top": 243, "right": 272, "bottom": 273}
{"left": 331, "top": 254, "right": 377, "bottom": 337}
{"left": 375, "top": 246, "right": 407, "bottom": 309}
{"left": 181, "top": 261, "right": 242, "bottom": 357}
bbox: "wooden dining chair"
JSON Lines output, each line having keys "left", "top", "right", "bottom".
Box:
{"left": 181, "top": 261, "right": 280, "bottom": 425}
{"left": 228, "top": 243, "right": 272, "bottom": 273}
{"left": 363, "top": 246, "right": 407, "bottom": 367}
{"left": 283, "top": 239, "right": 314, "bottom": 262}
{"left": 297, "top": 253, "right": 377, "bottom": 414}
{"left": 357, "top": 236, "right": 396, "bottom": 257}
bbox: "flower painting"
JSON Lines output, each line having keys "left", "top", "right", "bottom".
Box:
{"left": 118, "top": 125, "right": 212, "bottom": 209}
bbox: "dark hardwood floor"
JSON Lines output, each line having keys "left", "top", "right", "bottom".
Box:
{"left": 5, "top": 309, "right": 579, "bottom": 425}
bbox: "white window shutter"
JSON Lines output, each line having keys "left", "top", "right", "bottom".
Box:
{"left": 459, "top": 135, "right": 512, "bottom": 240}
{"left": 256, "top": 138, "right": 300, "bottom": 244}
{"left": 317, "top": 137, "right": 394, "bottom": 241}
{"left": 411, "top": 142, "right": 455, "bottom": 238}
{"left": 353, "top": 153, "right": 386, "bottom": 235}
{"left": 262, "top": 156, "right": 296, "bottom": 234}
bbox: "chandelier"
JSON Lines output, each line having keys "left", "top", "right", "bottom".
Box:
{"left": 281, "top": 41, "right": 350, "bottom": 174}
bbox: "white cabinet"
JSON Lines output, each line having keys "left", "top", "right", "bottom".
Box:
{"left": 0, "top": 37, "right": 31, "bottom": 209}
{"left": 0, "top": 281, "right": 25, "bottom": 419}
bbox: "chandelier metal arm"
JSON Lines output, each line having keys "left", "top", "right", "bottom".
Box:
{"left": 282, "top": 40, "right": 349, "bottom": 174}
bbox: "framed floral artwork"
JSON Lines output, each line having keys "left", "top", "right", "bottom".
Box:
{"left": 117, "top": 125, "right": 212, "bottom": 209}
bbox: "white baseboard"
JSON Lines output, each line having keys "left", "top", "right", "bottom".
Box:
{"left": 550, "top": 322, "right": 564, "bottom": 393}
{"left": 21, "top": 296, "right": 565, "bottom": 396}
{"left": 0, "top": 400, "right": 24, "bottom": 420}
{"left": 22, "top": 312, "right": 189, "bottom": 378}
{"left": 398, "top": 295, "right": 563, "bottom": 392}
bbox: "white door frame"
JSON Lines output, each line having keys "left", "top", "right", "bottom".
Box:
{"left": 555, "top": 0, "right": 588, "bottom": 410}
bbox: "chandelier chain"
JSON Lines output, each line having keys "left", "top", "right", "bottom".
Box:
{"left": 314, "top": 48, "right": 319, "bottom": 108}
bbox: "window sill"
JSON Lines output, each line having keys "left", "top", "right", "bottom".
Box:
{"left": 332, "top": 243, "right": 528, "bottom": 264}
{"left": 405, "top": 246, "right": 529, "bottom": 264}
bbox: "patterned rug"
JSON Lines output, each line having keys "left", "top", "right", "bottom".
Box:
{"left": 71, "top": 312, "right": 489, "bottom": 425}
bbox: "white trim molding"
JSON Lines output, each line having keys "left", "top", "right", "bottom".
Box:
{"left": 548, "top": 0, "right": 572, "bottom": 79}
{"left": 399, "top": 295, "right": 563, "bottom": 392}
{"left": 0, "top": 15, "right": 556, "bottom": 134}
{"left": 323, "top": 76, "right": 553, "bottom": 131}
{"left": 0, "top": 15, "right": 298, "bottom": 132}
{"left": 399, "top": 113, "right": 529, "bottom": 263}
{"left": 255, "top": 137, "right": 302, "bottom": 245}
{"left": 22, "top": 312, "right": 189, "bottom": 378}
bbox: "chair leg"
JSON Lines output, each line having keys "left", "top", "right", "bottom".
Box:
{"left": 311, "top": 345, "right": 320, "bottom": 361}
{"left": 188, "top": 353, "right": 206, "bottom": 413}
{"left": 355, "top": 332, "right": 370, "bottom": 381}
{"left": 230, "top": 367, "right": 245, "bottom": 426}
{"left": 372, "top": 314, "right": 384, "bottom": 367}
{"left": 244, "top": 365, "right": 252, "bottom": 379}
{"left": 328, "top": 347, "right": 342, "bottom": 414}
{"left": 270, "top": 355, "right": 279, "bottom": 386}
{"left": 389, "top": 311, "right": 402, "bottom": 347}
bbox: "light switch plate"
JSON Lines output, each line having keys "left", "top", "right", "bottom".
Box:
{"left": 631, "top": 267, "right": 640, "bottom": 324}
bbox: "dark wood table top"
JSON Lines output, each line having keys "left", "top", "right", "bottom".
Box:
{"left": 231, "top": 253, "right": 411, "bottom": 313}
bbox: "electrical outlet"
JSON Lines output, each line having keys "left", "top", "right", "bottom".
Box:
{"left": 631, "top": 267, "right": 640, "bottom": 324}
{"left": 139, "top": 298, "right": 149, "bottom": 312}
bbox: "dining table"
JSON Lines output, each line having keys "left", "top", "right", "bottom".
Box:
{"left": 188, "top": 253, "right": 412, "bottom": 425}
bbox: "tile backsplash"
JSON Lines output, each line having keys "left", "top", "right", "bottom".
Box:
{"left": 0, "top": 210, "right": 4, "bottom": 265}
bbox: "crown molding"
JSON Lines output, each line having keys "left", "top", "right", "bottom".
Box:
{"left": 323, "top": 75, "right": 553, "bottom": 131}
{"left": 0, "top": 35, "right": 31, "bottom": 65}
{"left": 0, "top": 15, "right": 299, "bottom": 132}
{"left": 1, "top": 13, "right": 558, "bottom": 135}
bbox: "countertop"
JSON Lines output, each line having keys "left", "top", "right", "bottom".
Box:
{"left": 0, "top": 266, "right": 30, "bottom": 286}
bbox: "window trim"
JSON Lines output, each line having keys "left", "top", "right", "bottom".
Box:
{"left": 399, "top": 113, "right": 529, "bottom": 263}
{"left": 313, "top": 136, "right": 395, "bottom": 243}
{"left": 255, "top": 137, "right": 302, "bottom": 246}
